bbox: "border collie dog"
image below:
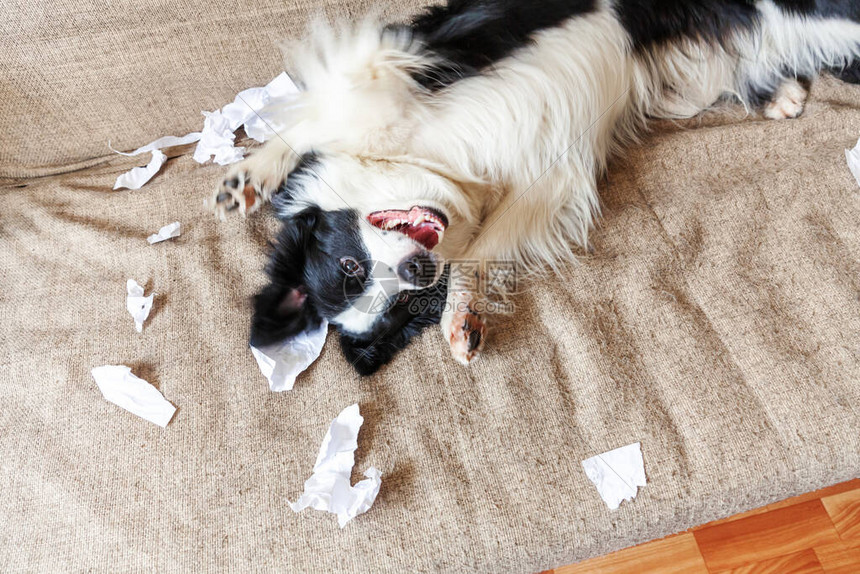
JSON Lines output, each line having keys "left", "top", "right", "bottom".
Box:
{"left": 212, "top": 0, "right": 860, "bottom": 375}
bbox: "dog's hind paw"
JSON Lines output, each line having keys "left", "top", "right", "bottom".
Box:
{"left": 762, "top": 78, "right": 808, "bottom": 120}
{"left": 443, "top": 294, "right": 486, "bottom": 365}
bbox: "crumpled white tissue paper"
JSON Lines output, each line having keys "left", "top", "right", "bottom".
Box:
{"left": 192, "top": 72, "right": 298, "bottom": 164}
{"left": 289, "top": 404, "right": 382, "bottom": 528}
{"left": 126, "top": 279, "right": 154, "bottom": 333}
{"left": 113, "top": 150, "right": 167, "bottom": 190}
{"left": 845, "top": 137, "right": 860, "bottom": 189}
{"left": 111, "top": 72, "right": 299, "bottom": 189}
{"left": 92, "top": 365, "right": 176, "bottom": 427}
{"left": 147, "top": 221, "right": 181, "bottom": 244}
{"left": 220, "top": 72, "right": 298, "bottom": 142}
{"left": 192, "top": 110, "right": 246, "bottom": 165}
{"left": 250, "top": 320, "right": 329, "bottom": 391}
{"left": 581, "top": 442, "right": 646, "bottom": 510}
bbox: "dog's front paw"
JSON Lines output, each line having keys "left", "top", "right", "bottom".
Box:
{"left": 208, "top": 160, "right": 283, "bottom": 220}
{"left": 209, "top": 169, "right": 254, "bottom": 220}
{"left": 442, "top": 293, "right": 486, "bottom": 365}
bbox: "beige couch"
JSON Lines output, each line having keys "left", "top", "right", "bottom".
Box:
{"left": 2, "top": 1, "right": 859, "bottom": 572}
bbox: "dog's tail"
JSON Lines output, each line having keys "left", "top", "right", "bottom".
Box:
{"left": 269, "top": 19, "right": 434, "bottom": 155}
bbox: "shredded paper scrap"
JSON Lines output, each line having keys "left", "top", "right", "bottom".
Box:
{"left": 126, "top": 279, "right": 154, "bottom": 333}
{"left": 92, "top": 365, "right": 176, "bottom": 427}
{"left": 147, "top": 222, "right": 181, "bottom": 244}
{"left": 251, "top": 320, "right": 328, "bottom": 391}
{"left": 289, "top": 404, "right": 382, "bottom": 527}
{"left": 582, "top": 442, "right": 646, "bottom": 510}
{"left": 846, "top": 137, "right": 860, "bottom": 189}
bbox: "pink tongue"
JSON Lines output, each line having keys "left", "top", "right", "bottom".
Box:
{"left": 405, "top": 223, "right": 439, "bottom": 250}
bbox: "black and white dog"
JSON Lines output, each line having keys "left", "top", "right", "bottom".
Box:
{"left": 212, "top": 0, "right": 860, "bottom": 374}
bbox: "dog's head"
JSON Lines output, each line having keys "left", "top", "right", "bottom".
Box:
{"left": 250, "top": 203, "right": 446, "bottom": 338}
{"left": 249, "top": 153, "right": 465, "bottom": 374}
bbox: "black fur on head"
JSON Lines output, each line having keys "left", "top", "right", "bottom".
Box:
{"left": 250, "top": 206, "right": 371, "bottom": 348}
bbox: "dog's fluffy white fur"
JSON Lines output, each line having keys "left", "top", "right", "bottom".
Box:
{"left": 215, "top": 0, "right": 860, "bottom": 366}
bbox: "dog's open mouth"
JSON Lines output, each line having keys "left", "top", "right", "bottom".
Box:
{"left": 367, "top": 206, "right": 448, "bottom": 250}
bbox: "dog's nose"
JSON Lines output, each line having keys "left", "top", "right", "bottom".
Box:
{"left": 398, "top": 253, "right": 437, "bottom": 288}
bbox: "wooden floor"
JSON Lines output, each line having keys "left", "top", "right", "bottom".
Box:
{"left": 543, "top": 479, "right": 860, "bottom": 574}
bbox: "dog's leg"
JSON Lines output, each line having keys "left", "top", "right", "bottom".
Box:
{"left": 440, "top": 169, "right": 597, "bottom": 365}
{"left": 209, "top": 138, "right": 297, "bottom": 220}
{"left": 760, "top": 77, "right": 810, "bottom": 120}
{"left": 442, "top": 284, "right": 488, "bottom": 366}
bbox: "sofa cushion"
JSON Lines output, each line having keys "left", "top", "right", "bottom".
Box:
{"left": 1, "top": 75, "right": 858, "bottom": 572}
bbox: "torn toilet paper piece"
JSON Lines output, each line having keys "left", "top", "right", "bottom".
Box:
{"left": 582, "top": 442, "right": 646, "bottom": 510}
{"left": 92, "top": 365, "right": 176, "bottom": 427}
{"left": 193, "top": 72, "right": 299, "bottom": 164}
{"left": 250, "top": 320, "right": 329, "bottom": 391}
{"left": 845, "top": 137, "right": 860, "bottom": 189}
{"left": 147, "top": 221, "right": 181, "bottom": 244}
{"left": 289, "top": 404, "right": 382, "bottom": 528}
{"left": 192, "top": 110, "right": 245, "bottom": 165}
{"left": 113, "top": 150, "right": 167, "bottom": 190}
{"left": 220, "top": 72, "right": 299, "bottom": 142}
{"left": 126, "top": 279, "right": 154, "bottom": 333}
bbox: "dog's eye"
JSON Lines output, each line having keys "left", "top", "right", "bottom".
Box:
{"left": 339, "top": 257, "right": 363, "bottom": 277}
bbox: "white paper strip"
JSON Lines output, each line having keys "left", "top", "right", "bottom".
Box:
{"left": 113, "top": 150, "right": 167, "bottom": 190}
{"left": 126, "top": 279, "right": 154, "bottom": 333}
{"left": 289, "top": 404, "right": 382, "bottom": 528}
{"left": 110, "top": 132, "right": 202, "bottom": 157}
{"left": 845, "top": 137, "right": 860, "bottom": 189}
{"left": 251, "top": 320, "right": 328, "bottom": 391}
{"left": 147, "top": 221, "right": 181, "bottom": 244}
{"left": 92, "top": 365, "right": 176, "bottom": 427}
{"left": 581, "top": 442, "right": 646, "bottom": 510}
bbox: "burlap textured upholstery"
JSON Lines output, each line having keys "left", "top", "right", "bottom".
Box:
{"left": 1, "top": 1, "right": 858, "bottom": 572}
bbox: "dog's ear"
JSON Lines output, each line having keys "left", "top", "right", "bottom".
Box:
{"left": 249, "top": 209, "right": 322, "bottom": 347}
{"left": 250, "top": 283, "right": 319, "bottom": 347}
